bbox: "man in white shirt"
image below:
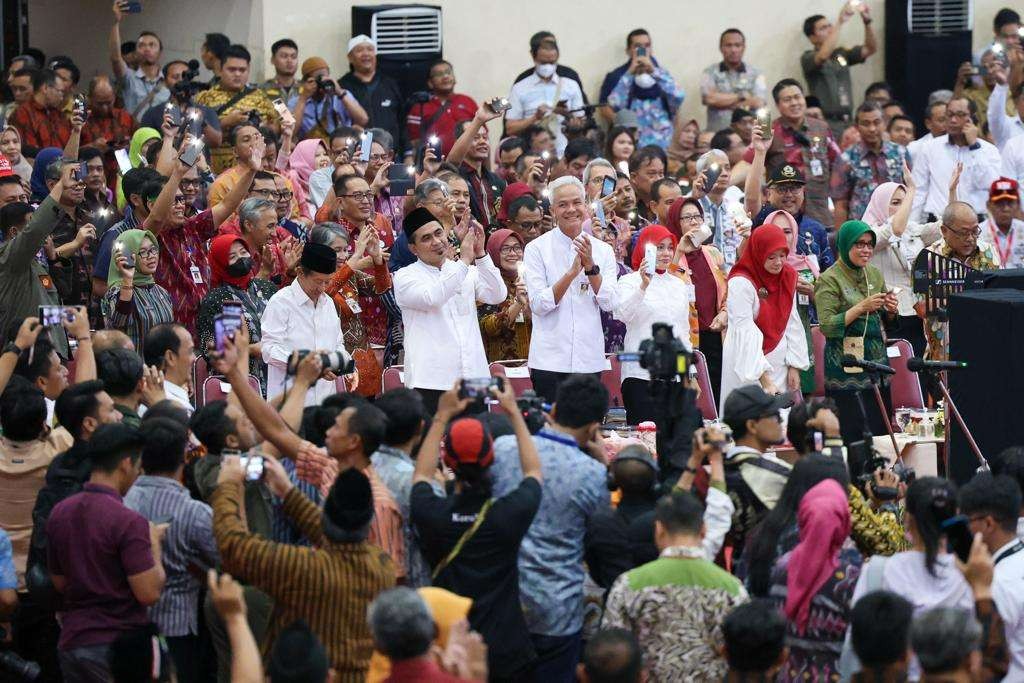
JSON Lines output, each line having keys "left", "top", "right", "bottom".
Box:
{"left": 142, "top": 323, "right": 195, "bottom": 415}
{"left": 504, "top": 36, "right": 585, "bottom": 157}
{"left": 393, "top": 206, "right": 506, "bottom": 414}
{"left": 260, "top": 243, "right": 348, "bottom": 406}
{"left": 959, "top": 472, "right": 1024, "bottom": 680}
{"left": 984, "top": 177, "right": 1024, "bottom": 268}
{"left": 907, "top": 100, "right": 947, "bottom": 161}
{"left": 523, "top": 176, "right": 619, "bottom": 403}
{"left": 986, "top": 63, "right": 1024, "bottom": 151}
{"left": 911, "top": 97, "right": 1002, "bottom": 222}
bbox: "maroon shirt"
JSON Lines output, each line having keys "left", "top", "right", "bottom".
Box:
{"left": 685, "top": 250, "right": 719, "bottom": 331}
{"left": 384, "top": 658, "right": 473, "bottom": 683}
{"left": 46, "top": 482, "right": 155, "bottom": 650}
{"left": 154, "top": 209, "right": 217, "bottom": 343}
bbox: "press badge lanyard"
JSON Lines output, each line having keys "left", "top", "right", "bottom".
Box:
{"left": 994, "top": 540, "right": 1024, "bottom": 567}
{"left": 987, "top": 219, "right": 1014, "bottom": 266}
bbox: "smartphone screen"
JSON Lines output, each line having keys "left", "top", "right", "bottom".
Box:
{"left": 39, "top": 305, "right": 65, "bottom": 326}
{"left": 601, "top": 176, "right": 617, "bottom": 198}
{"left": 164, "top": 102, "right": 181, "bottom": 127}
{"left": 114, "top": 149, "right": 132, "bottom": 174}
{"left": 636, "top": 46, "right": 648, "bottom": 57}
{"left": 213, "top": 314, "right": 228, "bottom": 353}
{"left": 359, "top": 131, "right": 373, "bottom": 162}
{"left": 222, "top": 300, "right": 243, "bottom": 320}
{"left": 239, "top": 455, "right": 264, "bottom": 481}
{"left": 179, "top": 139, "right": 205, "bottom": 167}
{"left": 644, "top": 243, "right": 657, "bottom": 275}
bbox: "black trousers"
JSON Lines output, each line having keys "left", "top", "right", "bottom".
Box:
{"left": 698, "top": 330, "right": 723, "bottom": 407}
{"left": 827, "top": 384, "right": 893, "bottom": 448}
{"left": 622, "top": 377, "right": 656, "bottom": 425}
{"left": 884, "top": 314, "right": 927, "bottom": 360}
{"left": 11, "top": 590, "right": 62, "bottom": 682}
{"left": 528, "top": 369, "right": 601, "bottom": 406}
{"left": 413, "top": 388, "right": 444, "bottom": 416}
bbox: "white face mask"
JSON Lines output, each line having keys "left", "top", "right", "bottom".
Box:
{"left": 634, "top": 73, "right": 656, "bottom": 89}
{"left": 535, "top": 63, "right": 557, "bottom": 79}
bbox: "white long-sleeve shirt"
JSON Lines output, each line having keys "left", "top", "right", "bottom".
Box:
{"left": 613, "top": 270, "right": 693, "bottom": 382}
{"left": 987, "top": 83, "right": 1024, "bottom": 151}
{"left": 869, "top": 218, "right": 943, "bottom": 316}
{"left": 394, "top": 256, "right": 506, "bottom": 391}
{"left": 524, "top": 228, "right": 619, "bottom": 374}
{"left": 1002, "top": 133, "right": 1024, "bottom": 196}
{"left": 906, "top": 132, "right": 934, "bottom": 162}
{"left": 719, "top": 277, "right": 809, "bottom": 415}
{"left": 260, "top": 278, "right": 347, "bottom": 406}
{"left": 911, "top": 134, "right": 1002, "bottom": 221}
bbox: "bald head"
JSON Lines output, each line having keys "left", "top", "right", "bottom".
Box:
{"left": 92, "top": 329, "right": 135, "bottom": 354}
{"left": 941, "top": 200, "right": 980, "bottom": 258}
{"left": 942, "top": 200, "right": 976, "bottom": 226}
{"left": 88, "top": 75, "right": 116, "bottom": 116}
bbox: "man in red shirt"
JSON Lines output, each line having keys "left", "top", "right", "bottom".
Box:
{"left": 144, "top": 136, "right": 264, "bottom": 342}
{"left": 406, "top": 60, "right": 478, "bottom": 158}
{"left": 80, "top": 75, "right": 136, "bottom": 188}
{"left": 9, "top": 68, "right": 71, "bottom": 150}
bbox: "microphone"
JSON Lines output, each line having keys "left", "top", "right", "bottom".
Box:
{"left": 906, "top": 357, "right": 968, "bottom": 372}
{"left": 841, "top": 354, "right": 896, "bottom": 375}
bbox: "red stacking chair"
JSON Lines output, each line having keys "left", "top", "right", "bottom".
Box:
{"left": 603, "top": 354, "right": 624, "bottom": 410}
{"left": 192, "top": 357, "right": 211, "bottom": 407}
{"left": 811, "top": 325, "right": 826, "bottom": 397}
{"left": 200, "top": 374, "right": 262, "bottom": 406}
{"left": 489, "top": 360, "right": 533, "bottom": 396}
{"left": 887, "top": 338, "right": 925, "bottom": 411}
{"left": 381, "top": 365, "right": 405, "bottom": 393}
{"left": 692, "top": 349, "right": 717, "bottom": 421}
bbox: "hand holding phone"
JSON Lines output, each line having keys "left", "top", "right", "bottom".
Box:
{"left": 600, "top": 176, "right": 617, "bottom": 198}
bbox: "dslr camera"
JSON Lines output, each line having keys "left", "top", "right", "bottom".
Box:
{"left": 315, "top": 75, "right": 336, "bottom": 94}
{"left": 286, "top": 350, "right": 354, "bottom": 376}
{"left": 515, "top": 389, "right": 550, "bottom": 434}
{"left": 618, "top": 322, "right": 692, "bottom": 382}
{"left": 0, "top": 626, "right": 40, "bottom": 680}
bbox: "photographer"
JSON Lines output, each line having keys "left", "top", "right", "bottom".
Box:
{"left": 139, "top": 61, "right": 223, "bottom": 151}
{"left": 293, "top": 57, "right": 368, "bottom": 143}
{"left": 410, "top": 379, "right": 542, "bottom": 680}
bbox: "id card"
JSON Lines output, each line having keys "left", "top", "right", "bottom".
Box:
{"left": 842, "top": 336, "right": 864, "bottom": 373}
{"left": 189, "top": 265, "right": 204, "bottom": 284}
{"left": 345, "top": 297, "right": 362, "bottom": 314}
{"left": 809, "top": 158, "right": 824, "bottom": 177}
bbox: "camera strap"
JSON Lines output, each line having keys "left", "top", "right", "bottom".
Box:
{"left": 215, "top": 87, "right": 254, "bottom": 115}
{"left": 420, "top": 99, "right": 452, "bottom": 139}
{"left": 431, "top": 498, "right": 495, "bottom": 580}
{"left": 131, "top": 81, "right": 166, "bottom": 120}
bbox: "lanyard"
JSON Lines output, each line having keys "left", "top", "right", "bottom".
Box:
{"left": 995, "top": 540, "right": 1024, "bottom": 566}
{"left": 988, "top": 219, "right": 1014, "bottom": 266}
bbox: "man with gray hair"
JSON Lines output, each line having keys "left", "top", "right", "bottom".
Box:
{"left": 582, "top": 157, "right": 631, "bottom": 240}
{"left": 910, "top": 607, "right": 983, "bottom": 680}
{"left": 523, "top": 175, "right": 619, "bottom": 401}
{"left": 368, "top": 587, "right": 470, "bottom": 680}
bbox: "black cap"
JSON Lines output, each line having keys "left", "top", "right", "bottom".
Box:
{"left": 299, "top": 242, "right": 337, "bottom": 275}
{"left": 613, "top": 444, "right": 659, "bottom": 473}
{"left": 402, "top": 206, "right": 441, "bottom": 242}
{"left": 722, "top": 385, "right": 793, "bottom": 424}
{"left": 323, "top": 468, "right": 373, "bottom": 531}
{"left": 268, "top": 620, "right": 329, "bottom": 683}
{"left": 731, "top": 107, "right": 754, "bottom": 123}
{"left": 766, "top": 164, "right": 806, "bottom": 186}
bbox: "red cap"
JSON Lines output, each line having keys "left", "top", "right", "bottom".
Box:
{"left": 990, "top": 176, "right": 1019, "bottom": 203}
{"left": 0, "top": 154, "right": 12, "bottom": 178}
{"left": 497, "top": 182, "right": 535, "bottom": 222}
{"left": 442, "top": 417, "right": 494, "bottom": 471}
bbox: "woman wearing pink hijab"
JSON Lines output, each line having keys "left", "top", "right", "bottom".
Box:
{"left": 280, "top": 138, "right": 330, "bottom": 221}
{"left": 764, "top": 209, "right": 820, "bottom": 394}
{"left": 862, "top": 164, "right": 944, "bottom": 358}
{"left": 769, "top": 479, "right": 862, "bottom": 682}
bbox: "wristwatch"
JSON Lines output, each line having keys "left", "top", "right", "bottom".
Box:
{"left": 584, "top": 264, "right": 601, "bottom": 276}
{"left": 2, "top": 342, "right": 22, "bottom": 357}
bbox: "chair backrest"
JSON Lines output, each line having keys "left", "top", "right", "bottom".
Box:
{"left": 192, "top": 356, "right": 211, "bottom": 407}
{"left": 489, "top": 359, "right": 533, "bottom": 396}
{"left": 887, "top": 338, "right": 925, "bottom": 410}
{"left": 692, "top": 349, "right": 718, "bottom": 421}
{"left": 200, "top": 374, "right": 261, "bottom": 406}
{"left": 381, "top": 365, "right": 405, "bottom": 393}
{"left": 602, "top": 354, "right": 624, "bottom": 410}
{"left": 811, "top": 325, "right": 826, "bottom": 398}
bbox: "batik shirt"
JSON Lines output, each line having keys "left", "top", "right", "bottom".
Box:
{"left": 922, "top": 239, "right": 1000, "bottom": 360}
{"left": 607, "top": 69, "right": 685, "bottom": 149}
{"left": 830, "top": 140, "right": 909, "bottom": 220}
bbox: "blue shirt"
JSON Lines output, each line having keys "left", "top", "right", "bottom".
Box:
{"left": 491, "top": 429, "right": 610, "bottom": 636}
{"left": 298, "top": 94, "right": 352, "bottom": 138}
{"left": 273, "top": 457, "right": 323, "bottom": 546}
{"left": 0, "top": 529, "right": 15, "bottom": 590}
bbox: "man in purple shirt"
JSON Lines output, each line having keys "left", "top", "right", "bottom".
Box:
{"left": 46, "top": 423, "right": 167, "bottom": 682}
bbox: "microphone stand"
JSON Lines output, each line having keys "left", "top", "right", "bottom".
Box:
{"left": 854, "top": 369, "right": 901, "bottom": 463}
{"left": 918, "top": 369, "right": 988, "bottom": 470}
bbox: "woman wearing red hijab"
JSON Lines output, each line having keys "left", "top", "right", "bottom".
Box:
{"left": 197, "top": 234, "right": 278, "bottom": 389}
{"left": 719, "top": 224, "right": 809, "bottom": 414}
{"left": 613, "top": 224, "right": 694, "bottom": 423}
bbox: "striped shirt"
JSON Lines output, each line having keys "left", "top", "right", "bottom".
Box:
{"left": 273, "top": 456, "right": 324, "bottom": 546}
{"left": 124, "top": 475, "right": 219, "bottom": 637}
{"left": 101, "top": 283, "right": 176, "bottom": 356}
{"left": 213, "top": 480, "right": 395, "bottom": 682}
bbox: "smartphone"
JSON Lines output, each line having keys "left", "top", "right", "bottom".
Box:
{"left": 488, "top": 97, "right": 511, "bottom": 114}
{"left": 703, "top": 162, "right": 723, "bottom": 189}
{"left": 38, "top": 305, "right": 66, "bottom": 326}
{"left": 344, "top": 137, "right": 357, "bottom": 159}
{"left": 114, "top": 148, "right": 132, "bottom": 175}
{"left": 593, "top": 200, "right": 607, "bottom": 227}
{"left": 540, "top": 150, "right": 552, "bottom": 170}
{"left": 114, "top": 240, "right": 135, "bottom": 269}
{"left": 644, "top": 242, "right": 657, "bottom": 275}
{"left": 221, "top": 301, "right": 243, "bottom": 337}
{"left": 359, "top": 131, "right": 373, "bottom": 162}
{"left": 941, "top": 515, "right": 974, "bottom": 563}
{"left": 459, "top": 376, "right": 504, "bottom": 399}
{"left": 600, "top": 176, "right": 617, "bottom": 198}
{"left": 687, "top": 224, "right": 713, "bottom": 248}
{"left": 272, "top": 98, "right": 295, "bottom": 126}
{"left": 120, "top": 0, "right": 142, "bottom": 12}
{"left": 178, "top": 138, "right": 205, "bottom": 167}
{"left": 387, "top": 163, "right": 415, "bottom": 196}
{"left": 213, "top": 314, "right": 229, "bottom": 353}
{"left": 164, "top": 102, "right": 181, "bottom": 127}
{"left": 636, "top": 46, "right": 648, "bottom": 57}
{"left": 239, "top": 454, "right": 264, "bottom": 482}
{"left": 72, "top": 161, "right": 88, "bottom": 182}
{"left": 73, "top": 95, "right": 87, "bottom": 122}
{"left": 222, "top": 300, "right": 243, "bottom": 320}
{"left": 755, "top": 107, "right": 772, "bottom": 132}
{"left": 426, "top": 134, "right": 443, "bottom": 160}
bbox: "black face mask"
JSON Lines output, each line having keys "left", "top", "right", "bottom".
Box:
{"left": 226, "top": 257, "right": 252, "bottom": 277}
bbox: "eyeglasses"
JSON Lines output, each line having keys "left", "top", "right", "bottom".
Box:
{"left": 514, "top": 220, "right": 542, "bottom": 231}
{"left": 172, "top": 195, "right": 188, "bottom": 205}
{"left": 679, "top": 213, "right": 703, "bottom": 224}
{"left": 340, "top": 191, "right": 374, "bottom": 203}
{"left": 772, "top": 185, "right": 803, "bottom": 196}
{"left": 368, "top": 154, "right": 389, "bottom": 162}
{"left": 275, "top": 190, "right": 293, "bottom": 200}
{"left": 852, "top": 240, "right": 875, "bottom": 250}
{"left": 499, "top": 245, "right": 524, "bottom": 255}
{"left": 945, "top": 225, "right": 981, "bottom": 238}
{"left": 180, "top": 179, "right": 201, "bottom": 189}
{"left": 137, "top": 247, "right": 159, "bottom": 258}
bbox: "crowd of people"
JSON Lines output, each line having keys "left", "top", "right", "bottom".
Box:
{"left": 1, "top": 0, "right": 1024, "bottom": 681}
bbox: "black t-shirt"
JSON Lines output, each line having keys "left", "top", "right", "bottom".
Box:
{"left": 411, "top": 477, "right": 541, "bottom": 678}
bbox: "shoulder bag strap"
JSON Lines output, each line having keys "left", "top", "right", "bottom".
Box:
{"left": 215, "top": 87, "right": 254, "bottom": 115}
{"left": 420, "top": 100, "right": 452, "bottom": 139}
{"left": 431, "top": 498, "right": 495, "bottom": 581}
{"left": 130, "top": 81, "right": 165, "bottom": 120}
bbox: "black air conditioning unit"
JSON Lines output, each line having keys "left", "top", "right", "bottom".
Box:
{"left": 351, "top": 4, "right": 442, "bottom": 104}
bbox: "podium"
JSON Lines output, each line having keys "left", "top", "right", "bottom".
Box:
{"left": 947, "top": 289, "right": 1024, "bottom": 483}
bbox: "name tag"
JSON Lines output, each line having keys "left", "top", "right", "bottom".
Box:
{"left": 809, "top": 159, "right": 824, "bottom": 177}
{"left": 190, "top": 265, "right": 204, "bottom": 284}
{"left": 506, "top": 366, "right": 530, "bottom": 378}
{"left": 886, "top": 346, "right": 901, "bottom": 358}
{"left": 346, "top": 297, "right": 362, "bottom": 314}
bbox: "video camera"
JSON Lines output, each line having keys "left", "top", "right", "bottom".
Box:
{"left": 515, "top": 389, "right": 550, "bottom": 434}
{"left": 617, "top": 322, "right": 692, "bottom": 382}
{"left": 171, "top": 59, "right": 208, "bottom": 101}
{"left": 285, "top": 350, "right": 355, "bottom": 376}
{"left": 315, "top": 75, "right": 336, "bottom": 94}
